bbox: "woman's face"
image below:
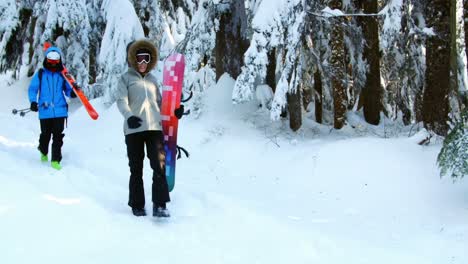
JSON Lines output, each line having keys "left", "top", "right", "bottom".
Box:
{"left": 137, "top": 62, "right": 148, "bottom": 73}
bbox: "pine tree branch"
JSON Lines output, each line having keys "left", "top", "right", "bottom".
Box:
{"left": 307, "top": 10, "right": 383, "bottom": 18}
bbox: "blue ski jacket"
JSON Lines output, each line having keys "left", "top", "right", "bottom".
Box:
{"left": 28, "top": 47, "right": 73, "bottom": 119}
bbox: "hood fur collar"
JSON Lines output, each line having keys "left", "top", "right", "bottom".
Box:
{"left": 127, "top": 39, "right": 158, "bottom": 74}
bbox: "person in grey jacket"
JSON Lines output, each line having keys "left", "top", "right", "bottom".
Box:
{"left": 117, "top": 39, "right": 184, "bottom": 217}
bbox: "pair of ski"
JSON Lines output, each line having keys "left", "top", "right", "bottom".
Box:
{"left": 44, "top": 43, "right": 187, "bottom": 192}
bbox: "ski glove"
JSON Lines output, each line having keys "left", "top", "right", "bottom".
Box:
{"left": 70, "top": 91, "right": 78, "bottom": 98}
{"left": 174, "top": 105, "right": 184, "bottom": 119}
{"left": 127, "top": 116, "right": 142, "bottom": 129}
{"left": 30, "top": 102, "right": 38, "bottom": 112}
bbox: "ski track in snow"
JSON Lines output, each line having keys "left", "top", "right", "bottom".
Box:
{"left": 0, "top": 74, "right": 467, "bottom": 264}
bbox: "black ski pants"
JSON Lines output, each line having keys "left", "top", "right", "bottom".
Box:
{"left": 38, "top": 117, "right": 65, "bottom": 162}
{"left": 125, "top": 130, "right": 170, "bottom": 209}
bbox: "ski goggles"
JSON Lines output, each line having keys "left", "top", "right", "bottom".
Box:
{"left": 46, "top": 51, "right": 61, "bottom": 60}
{"left": 46, "top": 58, "right": 60, "bottom": 65}
{"left": 136, "top": 53, "right": 151, "bottom": 64}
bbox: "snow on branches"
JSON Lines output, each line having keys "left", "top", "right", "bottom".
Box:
{"left": 99, "top": 0, "right": 144, "bottom": 103}
{"left": 233, "top": 0, "right": 305, "bottom": 120}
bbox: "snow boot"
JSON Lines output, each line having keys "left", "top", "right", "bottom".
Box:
{"left": 38, "top": 147, "right": 48, "bottom": 162}
{"left": 153, "top": 205, "right": 170, "bottom": 218}
{"left": 51, "top": 161, "right": 62, "bottom": 170}
{"left": 132, "top": 208, "right": 147, "bottom": 217}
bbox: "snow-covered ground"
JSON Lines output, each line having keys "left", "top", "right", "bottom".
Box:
{"left": 1, "top": 74, "right": 467, "bottom": 264}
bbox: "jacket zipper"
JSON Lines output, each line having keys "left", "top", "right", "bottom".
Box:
{"left": 143, "top": 75, "right": 150, "bottom": 124}
{"left": 49, "top": 73, "right": 56, "bottom": 117}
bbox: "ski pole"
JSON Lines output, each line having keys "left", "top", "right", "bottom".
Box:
{"left": 12, "top": 108, "right": 30, "bottom": 115}
{"left": 19, "top": 110, "right": 31, "bottom": 117}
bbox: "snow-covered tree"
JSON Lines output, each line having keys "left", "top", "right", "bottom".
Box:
{"left": 131, "top": 0, "right": 164, "bottom": 44}
{"left": 169, "top": 0, "right": 220, "bottom": 119}
{"left": 159, "top": 0, "right": 194, "bottom": 57}
{"left": 0, "top": 1, "right": 33, "bottom": 78}
{"left": 1, "top": 0, "right": 467, "bottom": 135}
{"left": 23, "top": 0, "right": 92, "bottom": 97}
{"left": 86, "top": 0, "right": 105, "bottom": 88}
{"left": 305, "top": 1, "right": 334, "bottom": 125}
{"left": 98, "top": 0, "right": 144, "bottom": 103}
{"left": 214, "top": 0, "right": 248, "bottom": 80}
{"left": 343, "top": 1, "right": 366, "bottom": 112}
{"left": 233, "top": 0, "right": 307, "bottom": 123}
{"left": 380, "top": 0, "right": 426, "bottom": 125}
{"left": 438, "top": 109, "right": 468, "bottom": 180}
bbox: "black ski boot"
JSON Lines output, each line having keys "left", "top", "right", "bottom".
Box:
{"left": 153, "top": 204, "right": 170, "bottom": 218}
{"left": 132, "top": 208, "right": 147, "bottom": 217}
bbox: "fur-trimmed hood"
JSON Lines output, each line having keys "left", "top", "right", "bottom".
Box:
{"left": 127, "top": 39, "right": 158, "bottom": 74}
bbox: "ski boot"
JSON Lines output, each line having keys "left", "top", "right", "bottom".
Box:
{"left": 132, "top": 208, "right": 147, "bottom": 217}
{"left": 153, "top": 205, "right": 170, "bottom": 218}
{"left": 51, "top": 161, "right": 62, "bottom": 170}
{"left": 38, "top": 148, "right": 48, "bottom": 162}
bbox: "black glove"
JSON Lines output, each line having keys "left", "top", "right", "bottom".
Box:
{"left": 127, "top": 116, "right": 142, "bottom": 129}
{"left": 70, "top": 90, "right": 77, "bottom": 98}
{"left": 174, "top": 105, "right": 184, "bottom": 119}
{"left": 30, "top": 102, "right": 38, "bottom": 112}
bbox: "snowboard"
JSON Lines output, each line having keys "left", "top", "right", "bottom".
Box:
{"left": 161, "top": 53, "right": 185, "bottom": 192}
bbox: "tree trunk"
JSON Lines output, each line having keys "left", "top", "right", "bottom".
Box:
{"left": 356, "top": 0, "right": 383, "bottom": 125}
{"left": 450, "top": 0, "right": 458, "bottom": 94}
{"left": 288, "top": 88, "right": 302, "bottom": 131}
{"left": 266, "top": 48, "right": 277, "bottom": 91}
{"left": 329, "top": 0, "right": 347, "bottom": 129}
{"left": 1, "top": 8, "right": 32, "bottom": 74}
{"left": 465, "top": 0, "right": 468, "bottom": 77}
{"left": 314, "top": 69, "right": 323, "bottom": 124}
{"left": 463, "top": 0, "right": 468, "bottom": 107}
{"left": 302, "top": 66, "right": 313, "bottom": 112}
{"left": 423, "top": 0, "right": 450, "bottom": 136}
{"left": 287, "top": 56, "right": 302, "bottom": 131}
{"left": 215, "top": 0, "right": 248, "bottom": 81}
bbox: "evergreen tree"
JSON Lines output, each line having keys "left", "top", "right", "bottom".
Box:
{"left": 438, "top": 109, "right": 468, "bottom": 179}
{"left": 423, "top": 0, "right": 451, "bottom": 136}
{"left": 233, "top": 0, "right": 307, "bottom": 124}
{"left": 307, "top": 0, "right": 334, "bottom": 125}
{"left": 214, "top": 0, "right": 248, "bottom": 81}
{"left": 21, "top": 0, "right": 92, "bottom": 95}
{"left": 355, "top": 0, "right": 383, "bottom": 125}
{"left": 0, "top": 1, "right": 30, "bottom": 78}
{"left": 99, "top": 0, "right": 144, "bottom": 103}
{"left": 329, "top": 0, "right": 347, "bottom": 129}
{"left": 86, "top": 0, "right": 105, "bottom": 93}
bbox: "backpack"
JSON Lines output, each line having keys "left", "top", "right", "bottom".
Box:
{"left": 37, "top": 68, "right": 66, "bottom": 92}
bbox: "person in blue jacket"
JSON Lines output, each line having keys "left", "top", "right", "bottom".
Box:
{"left": 28, "top": 46, "right": 76, "bottom": 170}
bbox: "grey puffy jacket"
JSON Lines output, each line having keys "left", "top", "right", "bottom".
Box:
{"left": 116, "top": 67, "right": 162, "bottom": 135}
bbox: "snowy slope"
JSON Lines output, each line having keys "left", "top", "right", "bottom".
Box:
{"left": 0, "top": 74, "right": 467, "bottom": 264}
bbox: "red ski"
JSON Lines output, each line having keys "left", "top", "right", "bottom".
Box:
{"left": 61, "top": 67, "right": 99, "bottom": 120}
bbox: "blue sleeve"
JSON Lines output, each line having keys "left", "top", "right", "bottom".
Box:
{"left": 63, "top": 76, "right": 73, "bottom": 97}
{"left": 28, "top": 72, "right": 40, "bottom": 103}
